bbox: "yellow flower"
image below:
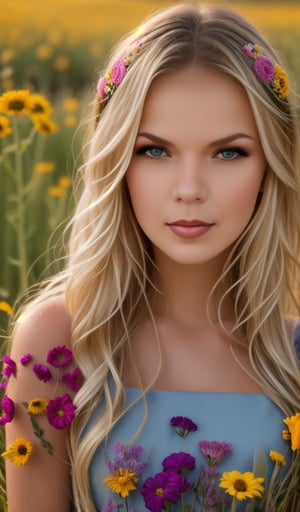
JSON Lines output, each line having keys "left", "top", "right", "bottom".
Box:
{"left": 48, "top": 186, "right": 64, "bottom": 198}
{"left": 0, "top": 116, "right": 12, "bottom": 137}
{"left": 64, "top": 115, "right": 78, "bottom": 127}
{"left": 54, "top": 55, "right": 70, "bottom": 71}
{"left": 269, "top": 450, "right": 286, "bottom": 466}
{"left": 273, "top": 65, "right": 289, "bottom": 99}
{"left": 103, "top": 468, "right": 138, "bottom": 498}
{"left": 219, "top": 470, "right": 264, "bottom": 501}
{"left": 282, "top": 429, "right": 291, "bottom": 441}
{"left": 1, "top": 437, "right": 33, "bottom": 465}
{"left": 36, "top": 44, "right": 53, "bottom": 60}
{"left": 283, "top": 412, "right": 300, "bottom": 451}
{"left": 63, "top": 98, "right": 79, "bottom": 112}
{"left": 0, "top": 301, "right": 13, "bottom": 315}
{"left": 32, "top": 114, "right": 58, "bottom": 135}
{"left": 34, "top": 161, "right": 56, "bottom": 174}
{"left": 28, "top": 93, "right": 52, "bottom": 117}
{"left": 58, "top": 176, "right": 72, "bottom": 188}
{"left": 0, "top": 90, "right": 30, "bottom": 115}
{"left": 27, "top": 398, "right": 48, "bottom": 415}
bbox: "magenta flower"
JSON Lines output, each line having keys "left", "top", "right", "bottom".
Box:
{"left": 46, "top": 345, "right": 73, "bottom": 367}
{"left": 61, "top": 367, "right": 83, "bottom": 392}
{"left": 33, "top": 363, "right": 52, "bottom": 383}
{"left": 2, "top": 355, "right": 16, "bottom": 378}
{"left": 162, "top": 451, "right": 195, "bottom": 474}
{"left": 46, "top": 393, "right": 76, "bottom": 429}
{"left": 242, "top": 44, "right": 253, "bottom": 58}
{"left": 111, "top": 59, "right": 127, "bottom": 85}
{"left": 0, "top": 380, "right": 8, "bottom": 389}
{"left": 141, "top": 471, "right": 185, "bottom": 512}
{"left": 20, "top": 353, "right": 32, "bottom": 366}
{"left": 170, "top": 416, "right": 198, "bottom": 437}
{"left": 0, "top": 395, "right": 15, "bottom": 425}
{"left": 198, "top": 440, "right": 232, "bottom": 466}
{"left": 253, "top": 56, "right": 275, "bottom": 83}
{"left": 97, "top": 77, "right": 107, "bottom": 99}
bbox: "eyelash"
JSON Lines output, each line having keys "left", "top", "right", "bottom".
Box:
{"left": 135, "top": 145, "right": 250, "bottom": 160}
{"left": 215, "top": 147, "right": 250, "bottom": 160}
{"left": 135, "top": 145, "right": 168, "bottom": 158}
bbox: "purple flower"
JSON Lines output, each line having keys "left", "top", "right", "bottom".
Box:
{"left": 162, "top": 452, "right": 195, "bottom": 474}
{"left": 198, "top": 440, "right": 232, "bottom": 466}
{"left": 20, "top": 353, "right": 32, "bottom": 366}
{"left": 2, "top": 355, "right": 16, "bottom": 378}
{"left": 61, "top": 367, "right": 83, "bottom": 392}
{"left": 0, "top": 395, "right": 15, "bottom": 425}
{"left": 46, "top": 345, "right": 73, "bottom": 367}
{"left": 253, "top": 56, "right": 275, "bottom": 83}
{"left": 101, "top": 500, "right": 118, "bottom": 512}
{"left": 46, "top": 393, "right": 76, "bottom": 429}
{"left": 106, "top": 442, "right": 149, "bottom": 478}
{"left": 242, "top": 44, "right": 253, "bottom": 58}
{"left": 97, "top": 76, "right": 107, "bottom": 99}
{"left": 33, "top": 363, "right": 52, "bottom": 383}
{"left": 111, "top": 59, "right": 127, "bottom": 85}
{"left": 170, "top": 416, "right": 198, "bottom": 437}
{"left": 141, "top": 472, "right": 185, "bottom": 512}
{"left": 0, "top": 380, "right": 8, "bottom": 389}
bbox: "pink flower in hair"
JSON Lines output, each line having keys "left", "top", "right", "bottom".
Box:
{"left": 253, "top": 56, "right": 275, "bottom": 83}
{"left": 111, "top": 59, "right": 127, "bottom": 85}
{"left": 97, "top": 77, "right": 107, "bottom": 99}
{"left": 242, "top": 44, "right": 253, "bottom": 58}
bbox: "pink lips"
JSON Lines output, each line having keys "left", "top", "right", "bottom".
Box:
{"left": 167, "top": 220, "right": 214, "bottom": 239}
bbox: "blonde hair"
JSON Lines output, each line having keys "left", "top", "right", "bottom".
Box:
{"left": 16, "top": 2, "right": 300, "bottom": 510}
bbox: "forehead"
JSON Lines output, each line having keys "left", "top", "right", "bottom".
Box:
{"left": 139, "top": 66, "right": 259, "bottom": 144}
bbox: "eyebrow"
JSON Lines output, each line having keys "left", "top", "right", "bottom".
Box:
{"left": 137, "top": 131, "right": 256, "bottom": 147}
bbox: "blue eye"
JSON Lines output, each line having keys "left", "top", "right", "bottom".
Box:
{"left": 136, "top": 145, "right": 167, "bottom": 158}
{"left": 217, "top": 147, "right": 249, "bottom": 160}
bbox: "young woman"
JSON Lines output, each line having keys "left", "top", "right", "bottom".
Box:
{"left": 3, "top": 3, "right": 300, "bottom": 511}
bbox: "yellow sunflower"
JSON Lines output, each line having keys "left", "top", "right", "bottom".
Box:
{"left": 28, "top": 93, "right": 52, "bottom": 117}
{"left": 283, "top": 412, "right": 300, "bottom": 451}
{"left": 103, "top": 468, "right": 138, "bottom": 498}
{"left": 0, "top": 89, "right": 30, "bottom": 115}
{"left": 32, "top": 114, "right": 58, "bottom": 135}
{"left": 1, "top": 437, "right": 33, "bottom": 465}
{"left": 273, "top": 65, "right": 288, "bottom": 99}
{"left": 27, "top": 398, "right": 48, "bottom": 415}
{"left": 219, "top": 470, "right": 264, "bottom": 501}
{"left": 0, "top": 115, "right": 12, "bottom": 137}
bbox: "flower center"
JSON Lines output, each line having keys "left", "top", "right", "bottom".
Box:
{"left": 9, "top": 100, "right": 25, "bottom": 111}
{"left": 18, "top": 445, "right": 28, "bottom": 456}
{"left": 58, "top": 409, "right": 65, "bottom": 417}
{"left": 155, "top": 487, "right": 163, "bottom": 496}
{"left": 32, "top": 104, "right": 44, "bottom": 113}
{"left": 32, "top": 400, "right": 41, "bottom": 407}
{"left": 234, "top": 479, "right": 247, "bottom": 492}
{"left": 118, "top": 476, "right": 128, "bottom": 485}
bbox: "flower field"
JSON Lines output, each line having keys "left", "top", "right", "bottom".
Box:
{"left": 0, "top": 1, "right": 300, "bottom": 510}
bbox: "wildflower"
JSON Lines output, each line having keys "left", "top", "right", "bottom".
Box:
{"left": 170, "top": 416, "right": 198, "bottom": 437}
{"left": 54, "top": 55, "right": 70, "bottom": 71}
{"left": 219, "top": 470, "right": 264, "bottom": 500}
{"left": 1, "top": 437, "right": 33, "bottom": 465}
{"left": 2, "top": 355, "right": 16, "bottom": 377}
{"left": 269, "top": 450, "right": 286, "bottom": 466}
{"left": 253, "top": 56, "right": 275, "bottom": 83}
{"left": 103, "top": 468, "right": 138, "bottom": 498}
{"left": 141, "top": 471, "right": 185, "bottom": 512}
{"left": 162, "top": 451, "right": 195, "bottom": 474}
{"left": 36, "top": 44, "right": 53, "bottom": 60}
{"left": 32, "top": 114, "right": 58, "bottom": 135}
{"left": 48, "top": 186, "right": 64, "bottom": 198}
{"left": 111, "top": 59, "right": 127, "bottom": 85}
{"left": 61, "top": 368, "right": 83, "bottom": 392}
{"left": 20, "top": 353, "right": 32, "bottom": 366}
{"left": 46, "top": 345, "right": 73, "bottom": 367}
{"left": 58, "top": 176, "right": 72, "bottom": 188}
{"left": 0, "top": 395, "right": 15, "bottom": 425}
{"left": 101, "top": 500, "right": 118, "bottom": 512}
{"left": 0, "top": 301, "right": 13, "bottom": 315}
{"left": 34, "top": 161, "right": 55, "bottom": 174}
{"left": 64, "top": 115, "right": 78, "bottom": 127}
{"left": 46, "top": 393, "right": 76, "bottom": 429}
{"left": 282, "top": 429, "right": 291, "bottom": 441}
{"left": 106, "top": 443, "right": 149, "bottom": 478}
{"left": 28, "top": 93, "right": 52, "bottom": 116}
{"left": 0, "top": 90, "right": 30, "bottom": 115}
{"left": 27, "top": 398, "right": 48, "bottom": 415}
{"left": 198, "top": 440, "right": 232, "bottom": 466}
{"left": 273, "top": 65, "right": 289, "bottom": 99}
{"left": 0, "top": 116, "right": 12, "bottom": 137}
{"left": 33, "top": 363, "right": 52, "bottom": 383}
{"left": 63, "top": 98, "right": 79, "bottom": 112}
{"left": 283, "top": 412, "right": 300, "bottom": 451}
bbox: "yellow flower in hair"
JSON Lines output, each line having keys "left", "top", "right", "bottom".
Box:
{"left": 269, "top": 450, "right": 286, "bottom": 466}
{"left": 27, "top": 398, "right": 48, "bottom": 415}
{"left": 273, "top": 65, "right": 288, "bottom": 99}
{"left": 1, "top": 437, "right": 33, "bottom": 465}
{"left": 283, "top": 412, "right": 300, "bottom": 451}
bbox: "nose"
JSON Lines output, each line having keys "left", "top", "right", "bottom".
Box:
{"left": 173, "top": 157, "right": 208, "bottom": 203}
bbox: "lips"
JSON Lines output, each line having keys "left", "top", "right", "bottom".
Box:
{"left": 168, "top": 220, "right": 212, "bottom": 227}
{"left": 167, "top": 220, "right": 214, "bottom": 239}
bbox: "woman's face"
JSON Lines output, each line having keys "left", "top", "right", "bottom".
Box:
{"left": 126, "top": 66, "right": 266, "bottom": 268}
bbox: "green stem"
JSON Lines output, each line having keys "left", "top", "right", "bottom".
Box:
{"left": 12, "top": 116, "right": 28, "bottom": 292}
{"left": 230, "top": 497, "right": 236, "bottom": 512}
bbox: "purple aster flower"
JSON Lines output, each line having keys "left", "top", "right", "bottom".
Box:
{"left": 106, "top": 442, "right": 149, "bottom": 478}
{"left": 141, "top": 471, "right": 185, "bottom": 512}
{"left": 61, "top": 367, "right": 83, "bottom": 392}
{"left": 101, "top": 500, "right": 118, "bottom": 512}
{"left": 0, "top": 395, "right": 15, "bottom": 425}
{"left": 170, "top": 416, "right": 198, "bottom": 438}
{"left": 20, "top": 353, "right": 32, "bottom": 366}
{"left": 2, "top": 355, "right": 16, "bottom": 378}
{"left": 46, "top": 393, "right": 76, "bottom": 429}
{"left": 205, "top": 485, "right": 223, "bottom": 507}
{"left": 198, "top": 441, "right": 232, "bottom": 466}
{"left": 46, "top": 345, "right": 73, "bottom": 367}
{"left": 253, "top": 56, "right": 275, "bottom": 83}
{"left": 162, "top": 451, "right": 195, "bottom": 474}
{"left": 33, "top": 363, "right": 52, "bottom": 383}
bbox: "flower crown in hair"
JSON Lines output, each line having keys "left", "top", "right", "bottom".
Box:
{"left": 97, "top": 41, "right": 143, "bottom": 111}
{"left": 242, "top": 43, "right": 288, "bottom": 100}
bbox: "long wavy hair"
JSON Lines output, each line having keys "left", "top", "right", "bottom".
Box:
{"left": 14, "top": 2, "right": 300, "bottom": 511}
